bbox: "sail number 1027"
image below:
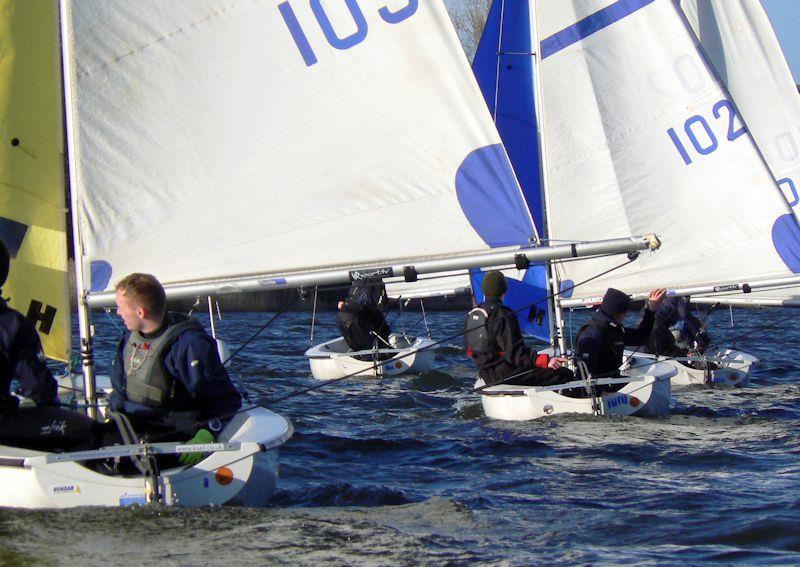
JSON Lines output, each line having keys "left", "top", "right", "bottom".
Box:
{"left": 666, "top": 99, "right": 747, "bottom": 165}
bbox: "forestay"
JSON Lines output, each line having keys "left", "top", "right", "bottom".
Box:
{"left": 535, "top": 0, "right": 800, "bottom": 304}
{"left": 66, "top": 0, "right": 535, "bottom": 300}
{"left": 0, "top": 0, "right": 70, "bottom": 362}
{"left": 680, "top": 0, "right": 800, "bottom": 307}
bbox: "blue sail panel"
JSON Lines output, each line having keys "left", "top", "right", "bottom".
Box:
{"left": 472, "top": 0, "right": 543, "bottom": 233}
{"left": 470, "top": 268, "right": 551, "bottom": 343}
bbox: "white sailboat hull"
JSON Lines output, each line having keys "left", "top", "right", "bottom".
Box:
{"left": 625, "top": 349, "right": 758, "bottom": 389}
{"left": 0, "top": 406, "right": 291, "bottom": 509}
{"left": 305, "top": 334, "right": 435, "bottom": 380}
{"left": 477, "top": 356, "right": 675, "bottom": 421}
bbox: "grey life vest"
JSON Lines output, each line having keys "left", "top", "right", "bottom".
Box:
{"left": 123, "top": 314, "right": 200, "bottom": 409}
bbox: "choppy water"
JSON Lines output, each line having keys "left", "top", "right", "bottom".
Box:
{"left": 2, "top": 307, "right": 800, "bottom": 565}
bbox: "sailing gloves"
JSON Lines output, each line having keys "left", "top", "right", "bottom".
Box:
{"left": 178, "top": 428, "right": 215, "bottom": 466}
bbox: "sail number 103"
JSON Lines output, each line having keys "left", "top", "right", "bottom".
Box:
{"left": 279, "top": 0, "right": 419, "bottom": 67}
{"left": 666, "top": 99, "right": 747, "bottom": 165}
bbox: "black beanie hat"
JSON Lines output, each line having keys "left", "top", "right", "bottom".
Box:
{"left": 482, "top": 270, "right": 508, "bottom": 298}
{"left": 601, "top": 287, "right": 630, "bottom": 316}
{"left": 0, "top": 241, "right": 8, "bottom": 288}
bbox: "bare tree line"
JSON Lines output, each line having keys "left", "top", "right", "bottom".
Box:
{"left": 444, "top": 0, "right": 492, "bottom": 61}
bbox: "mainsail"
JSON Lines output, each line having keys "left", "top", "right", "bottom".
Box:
{"left": 0, "top": 0, "right": 70, "bottom": 362}
{"left": 65, "top": 1, "right": 540, "bottom": 304}
{"left": 532, "top": 0, "right": 800, "bottom": 306}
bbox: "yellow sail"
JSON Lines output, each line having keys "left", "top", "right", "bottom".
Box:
{"left": 0, "top": 0, "right": 70, "bottom": 362}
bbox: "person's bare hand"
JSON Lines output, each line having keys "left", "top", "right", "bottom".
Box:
{"left": 548, "top": 356, "right": 566, "bottom": 370}
{"left": 647, "top": 288, "right": 666, "bottom": 311}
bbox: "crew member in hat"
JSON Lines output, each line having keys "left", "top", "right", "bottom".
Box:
{"left": 0, "top": 241, "right": 101, "bottom": 451}
{"left": 465, "top": 270, "right": 573, "bottom": 387}
{"left": 575, "top": 287, "right": 666, "bottom": 379}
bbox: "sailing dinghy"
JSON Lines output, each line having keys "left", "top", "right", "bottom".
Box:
{"left": 0, "top": 0, "right": 293, "bottom": 508}
{"left": 477, "top": 357, "right": 675, "bottom": 421}
{"left": 306, "top": 334, "right": 436, "bottom": 381}
{"left": 623, "top": 0, "right": 800, "bottom": 387}
{"left": 467, "top": 0, "right": 800, "bottom": 417}
{"left": 0, "top": 406, "right": 292, "bottom": 508}
{"left": 624, "top": 349, "right": 758, "bottom": 388}
{"left": 307, "top": 271, "right": 472, "bottom": 380}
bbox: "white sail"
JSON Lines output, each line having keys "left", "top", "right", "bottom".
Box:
{"left": 534, "top": 0, "right": 800, "bottom": 303}
{"left": 66, "top": 0, "right": 538, "bottom": 298}
{"left": 679, "top": 0, "right": 800, "bottom": 306}
{"left": 681, "top": 0, "right": 800, "bottom": 215}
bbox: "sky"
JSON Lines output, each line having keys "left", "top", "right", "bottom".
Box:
{"left": 746, "top": 0, "right": 799, "bottom": 83}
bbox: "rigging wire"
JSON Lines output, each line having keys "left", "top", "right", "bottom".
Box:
{"left": 211, "top": 254, "right": 642, "bottom": 421}
{"left": 309, "top": 286, "right": 319, "bottom": 346}
{"left": 420, "top": 298, "right": 432, "bottom": 340}
{"left": 218, "top": 292, "right": 301, "bottom": 368}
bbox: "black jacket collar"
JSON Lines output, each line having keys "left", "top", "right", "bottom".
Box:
{"left": 591, "top": 308, "right": 620, "bottom": 330}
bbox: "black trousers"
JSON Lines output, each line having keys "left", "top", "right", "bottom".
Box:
{"left": 502, "top": 366, "right": 574, "bottom": 387}
{"left": 337, "top": 311, "right": 391, "bottom": 351}
{"left": 0, "top": 405, "right": 102, "bottom": 452}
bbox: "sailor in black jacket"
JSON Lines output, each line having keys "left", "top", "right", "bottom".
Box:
{"left": 575, "top": 287, "right": 666, "bottom": 378}
{"left": 336, "top": 280, "right": 392, "bottom": 351}
{"left": 467, "top": 271, "right": 573, "bottom": 387}
{"left": 643, "top": 296, "right": 710, "bottom": 357}
{"left": 0, "top": 241, "right": 100, "bottom": 451}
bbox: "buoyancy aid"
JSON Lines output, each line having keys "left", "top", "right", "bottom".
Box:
{"left": 122, "top": 314, "right": 200, "bottom": 409}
